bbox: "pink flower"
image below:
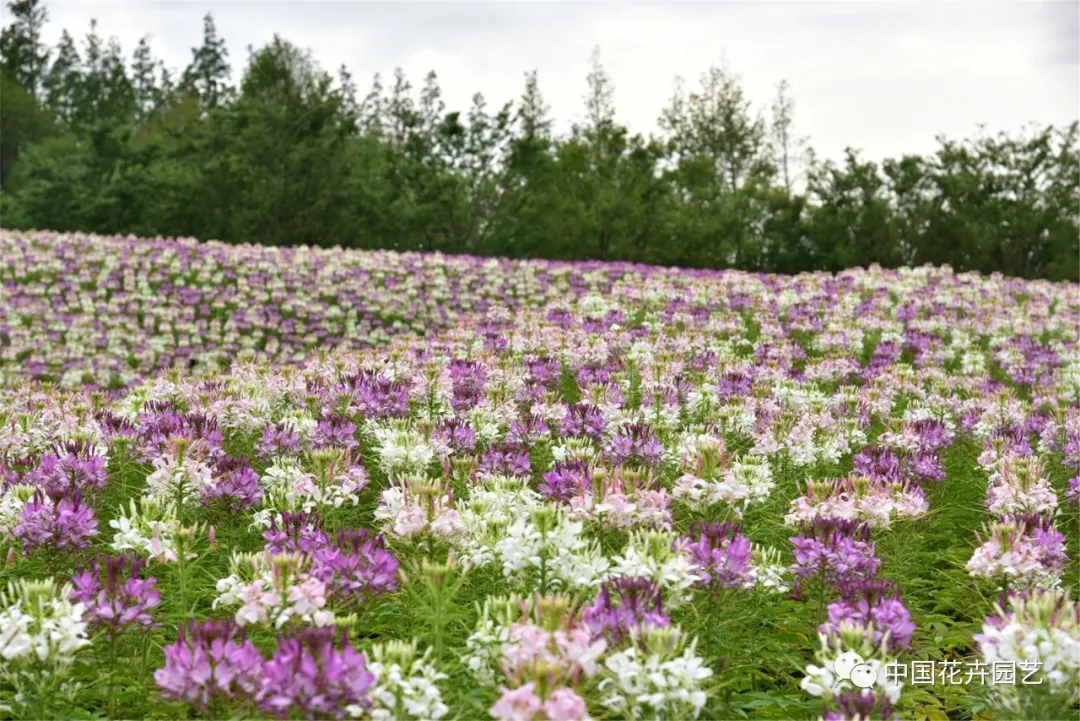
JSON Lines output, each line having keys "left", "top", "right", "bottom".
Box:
{"left": 287, "top": 576, "right": 328, "bottom": 616}
{"left": 553, "top": 627, "right": 605, "bottom": 677}
{"left": 503, "top": 623, "right": 556, "bottom": 670}
{"left": 429, "top": 509, "right": 467, "bottom": 538}
{"left": 490, "top": 683, "right": 542, "bottom": 721}
{"left": 543, "top": 687, "right": 588, "bottom": 721}
{"left": 393, "top": 506, "right": 427, "bottom": 537}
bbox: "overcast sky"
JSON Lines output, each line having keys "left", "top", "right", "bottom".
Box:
{"left": 16, "top": 0, "right": 1080, "bottom": 165}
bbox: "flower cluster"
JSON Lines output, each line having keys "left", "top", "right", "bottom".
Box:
{"left": 0, "top": 578, "right": 90, "bottom": 676}
{"left": 358, "top": 639, "right": 449, "bottom": 721}
{"left": 71, "top": 554, "right": 161, "bottom": 636}
{"left": 156, "top": 620, "right": 380, "bottom": 719}
{"left": 672, "top": 435, "right": 774, "bottom": 517}
{"left": 213, "top": 551, "right": 335, "bottom": 629}
{"left": 597, "top": 626, "right": 714, "bottom": 720}
{"left": 109, "top": 497, "right": 197, "bottom": 563}
{"left": 13, "top": 488, "right": 98, "bottom": 554}
{"left": 154, "top": 619, "right": 263, "bottom": 711}
{"left": 790, "top": 518, "right": 881, "bottom": 597}
{"left": 973, "top": 588, "right": 1080, "bottom": 712}
{"left": 819, "top": 580, "right": 916, "bottom": 655}
{"left": 1, "top": 229, "right": 1079, "bottom": 720}
{"left": 583, "top": 576, "right": 670, "bottom": 646}
{"left": 260, "top": 628, "right": 376, "bottom": 719}
{"left": 786, "top": 476, "right": 928, "bottom": 529}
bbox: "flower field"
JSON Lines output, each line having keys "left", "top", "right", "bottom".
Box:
{"left": 0, "top": 229, "right": 1077, "bottom": 720}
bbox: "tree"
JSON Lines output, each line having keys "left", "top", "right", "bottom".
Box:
{"left": 209, "top": 35, "right": 358, "bottom": 247}
{"left": 769, "top": 79, "right": 811, "bottom": 195}
{"left": 911, "top": 123, "right": 1080, "bottom": 280}
{"left": 180, "top": 13, "right": 232, "bottom": 110}
{"left": 549, "top": 48, "right": 671, "bottom": 263}
{"left": 131, "top": 36, "right": 171, "bottom": 123}
{"left": 434, "top": 92, "right": 514, "bottom": 253}
{"left": 42, "top": 29, "right": 80, "bottom": 126}
{"left": 660, "top": 63, "right": 773, "bottom": 195}
{"left": 805, "top": 149, "right": 898, "bottom": 271}
{"left": 491, "top": 70, "right": 557, "bottom": 258}
{"left": 0, "top": 0, "right": 48, "bottom": 97}
{"left": 658, "top": 63, "right": 775, "bottom": 267}
{"left": 0, "top": 69, "right": 51, "bottom": 186}
{"left": 0, "top": 10, "right": 1075, "bottom": 281}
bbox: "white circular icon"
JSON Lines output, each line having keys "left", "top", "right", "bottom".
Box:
{"left": 849, "top": 662, "right": 877, "bottom": 689}
{"left": 833, "top": 651, "right": 865, "bottom": 681}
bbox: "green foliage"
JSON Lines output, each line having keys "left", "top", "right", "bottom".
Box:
{"left": 0, "top": 2, "right": 1077, "bottom": 280}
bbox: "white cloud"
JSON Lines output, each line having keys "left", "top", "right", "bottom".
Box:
{"left": 18, "top": 0, "right": 1080, "bottom": 165}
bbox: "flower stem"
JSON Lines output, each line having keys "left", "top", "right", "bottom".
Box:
{"left": 107, "top": 633, "right": 118, "bottom": 718}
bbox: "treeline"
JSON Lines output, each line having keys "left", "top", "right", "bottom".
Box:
{"left": 1, "top": 1, "right": 1077, "bottom": 280}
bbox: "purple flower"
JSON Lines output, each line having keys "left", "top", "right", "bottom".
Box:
{"left": 560, "top": 403, "right": 607, "bottom": 441}
{"left": 29, "top": 446, "right": 108, "bottom": 495}
{"left": 546, "top": 308, "right": 575, "bottom": 328}
{"left": 14, "top": 489, "right": 99, "bottom": 553}
{"left": 505, "top": 413, "right": 550, "bottom": 449}
{"left": 823, "top": 690, "right": 899, "bottom": 721}
{"left": 1062, "top": 434, "right": 1080, "bottom": 471}
{"left": 342, "top": 369, "right": 411, "bottom": 420}
{"left": 257, "top": 628, "right": 375, "bottom": 720}
{"left": 258, "top": 424, "right": 304, "bottom": 458}
{"left": 524, "top": 356, "right": 561, "bottom": 389}
{"left": 990, "top": 426, "right": 1034, "bottom": 459}
{"left": 790, "top": 518, "right": 881, "bottom": 596}
{"left": 540, "top": 460, "right": 591, "bottom": 503}
{"left": 447, "top": 359, "right": 487, "bottom": 411}
{"left": 203, "top": 457, "right": 263, "bottom": 513}
{"left": 908, "top": 418, "right": 951, "bottom": 453}
{"left": 264, "top": 511, "right": 332, "bottom": 555}
{"left": 1011, "top": 511, "right": 1069, "bottom": 566}
{"left": 95, "top": 410, "right": 138, "bottom": 437}
{"left": 483, "top": 333, "right": 508, "bottom": 354}
{"left": 71, "top": 554, "right": 161, "bottom": 635}
{"left": 1066, "top": 476, "right": 1080, "bottom": 507}
{"left": 1028, "top": 518, "right": 1070, "bottom": 573}
{"left": 155, "top": 620, "right": 263, "bottom": 711}
{"left": 583, "top": 576, "right": 670, "bottom": 646}
{"left": 606, "top": 423, "right": 663, "bottom": 467}
{"left": 312, "top": 415, "right": 359, "bottom": 453}
{"left": 820, "top": 580, "right": 915, "bottom": 653}
{"left": 135, "top": 408, "right": 225, "bottom": 462}
{"left": 717, "top": 372, "right": 752, "bottom": 399}
{"left": 852, "top": 447, "right": 903, "bottom": 484}
{"left": 680, "top": 521, "right": 754, "bottom": 590}
{"left": 433, "top": 418, "right": 477, "bottom": 454}
{"left": 908, "top": 452, "right": 946, "bottom": 483}
{"left": 479, "top": 443, "right": 531, "bottom": 478}
{"left": 309, "top": 529, "right": 400, "bottom": 604}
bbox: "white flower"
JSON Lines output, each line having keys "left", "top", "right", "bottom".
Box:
{"left": 353, "top": 640, "right": 449, "bottom": 720}
{"left": 371, "top": 425, "right": 436, "bottom": 475}
{"left": 144, "top": 452, "right": 214, "bottom": 506}
{"left": 598, "top": 632, "right": 712, "bottom": 720}
{"left": 213, "top": 552, "right": 334, "bottom": 629}
{"left": 608, "top": 531, "right": 698, "bottom": 607}
{"left": 0, "top": 486, "right": 34, "bottom": 537}
{"left": 0, "top": 579, "right": 90, "bottom": 680}
{"left": 974, "top": 588, "right": 1080, "bottom": 707}
{"left": 109, "top": 498, "right": 189, "bottom": 563}
{"left": 749, "top": 545, "right": 791, "bottom": 595}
